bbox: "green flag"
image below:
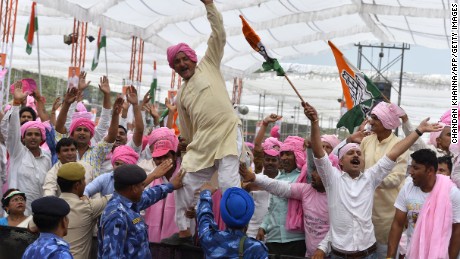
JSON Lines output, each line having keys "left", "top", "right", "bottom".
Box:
{"left": 91, "top": 28, "right": 106, "bottom": 71}
{"left": 24, "top": 2, "right": 38, "bottom": 55}
{"left": 337, "top": 98, "right": 378, "bottom": 133}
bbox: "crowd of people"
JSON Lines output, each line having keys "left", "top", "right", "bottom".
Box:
{"left": 0, "top": 0, "right": 458, "bottom": 259}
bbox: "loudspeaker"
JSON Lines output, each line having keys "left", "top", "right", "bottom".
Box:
{"left": 373, "top": 80, "right": 392, "bottom": 100}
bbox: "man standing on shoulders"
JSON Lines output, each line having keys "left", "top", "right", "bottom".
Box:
{"left": 164, "top": 0, "right": 245, "bottom": 244}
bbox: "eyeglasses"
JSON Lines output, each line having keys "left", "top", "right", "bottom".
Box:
{"left": 10, "top": 196, "right": 25, "bottom": 203}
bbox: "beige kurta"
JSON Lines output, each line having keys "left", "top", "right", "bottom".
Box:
{"left": 176, "top": 3, "right": 241, "bottom": 173}
{"left": 361, "top": 133, "right": 408, "bottom": 244}
{"left": 42, "top": 161, "right": 94, "bottom": 197}
{"left": 60, "top": 192, "right": 109, "bottom": 259}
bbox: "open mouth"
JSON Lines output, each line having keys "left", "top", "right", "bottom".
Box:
{"left": 351, "top": 158, "right": 360, "bottom": 165}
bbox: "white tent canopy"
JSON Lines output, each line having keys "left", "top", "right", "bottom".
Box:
{"left": 4, "top": 0, "right": 452, "bottom": 125}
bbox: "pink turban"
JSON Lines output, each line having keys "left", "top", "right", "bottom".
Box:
{"left": 20, "top": 121, "right": 46, "bottom": 141}
{"left": 72, "top": 110, "right": 93, "bottom": 121}
{"left": 440, "top": 109, "right": 451, "bottom": 126}
{"left": 76, "top": 102, "right": 87, "bottom": 112}
{"left": 270, "top": 125, "right": 280, "bottom": 139}
{"left": 280, "top": 136, "right": 306, "bottom": 169}
{"left": 166, "top": 43, "right": 198, "bottom": 69}
{"left": 148, "top": 127, "right": 178, "bottom": 152}
{"left": 69, "top": 118, "right": 95, "bottom": 137}
{"left": 321, "top": 134, "right": 341, "bottom": 149}
{"left": 371, "top": 102, "right": 405, "bottom": 130}
{"left": 338, "top": 143, "right": 361, "bottom": 160}
{"left": 26, "top": 95, "right": 37, "bottom": 113}
{"left": 262, "top": 137, "right": 282, "bottom": 157}
{"left": 428, "top": 122, "right": 447, "bottom": 147}
{"left": 111, "top": 145, "right": 139, "bottom": 166}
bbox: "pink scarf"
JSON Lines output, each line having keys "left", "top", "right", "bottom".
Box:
{"left": 407, "top": 175, "right": 454, "bottom": 259}
{"left": 285, "top": 163, "right": 307, "bottom": 232}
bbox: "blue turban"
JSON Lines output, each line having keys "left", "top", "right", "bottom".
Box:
{"left": 220, "top": 187, "right": 255, "bottom": 228}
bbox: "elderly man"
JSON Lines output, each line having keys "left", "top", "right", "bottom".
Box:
{"left": 303, "top": 101, "right": 441, "bottom": 259}
{"left": 3, "top": 81, "right": 52, "bottom": 215}
{"left": 97, "top": 164, "right": 185, "bottom": 258}
{"left": 165, "top": 0, "right": 244, "bottom": 243}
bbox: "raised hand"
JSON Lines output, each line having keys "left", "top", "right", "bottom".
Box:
{"left": 263, "top": 113, "right": 282, "bottom": 124}
{"left": 13, "top": 81, "right": 28, "bottom": 104}
{"left": 170, "top": 168, "right": 187, "bottom": 190}
{"left": 78, "top": 71, "right": 91, "bottom": 91}
{"left": 151, "top": 159, "right": 174, "bottom": 179}
{"left": 302, "top": 101, "right": 319, "bottom": 122}
{"left": 52, "top": 97, "right": 62, "bottom": 112}
{"left": 417, "top": 118, "right": 443, "bottom": 133}
{"left": 63, "top": 87, "right": 78, "bottom": 104}
{"left": 143, "top": 103, "right": 160, "bottom": 120}
{"left": 165, "top": 97, "right": 177, "bottom": 113}
{"left": 126, "top": 86, "right": 138, "bottom": 105}
{"left": 112, "top": 96, "right": 124, "bottom": 114}
{"left": 98, "top": 76, "right": 111, "bottom": 95}
{"left": 142, "top": 91, "right": 152, "bottom": 106}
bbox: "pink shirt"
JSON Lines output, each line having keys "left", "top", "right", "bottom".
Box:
{"left": 255, "top": 174, "right": 329, "bottom": 257}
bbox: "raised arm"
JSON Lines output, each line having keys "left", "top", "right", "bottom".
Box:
{"left": 239, "top": 163, "right": 292, "bottom": 199}
{"left": 254, "top": 114, "right": 282, "bottom": 152}
{"left": 33, "top": 90, "right": 49, "bottom": 122}
{"left": 103, "top": 96, "right": 123, "bottom": 144}
{"left": 126, "top": 86, "right": 144, "bottom": 147}
{"left": 55, "top": 88, "right": 78, "bottom": 134}
{"left": 202, "top": 0, "right": 225, "bottom": 67}
{"left": 7, "top": 82, "right": 28, "bottom": 158}
{"left": 302, "top": 102, "right": 325, "bottom": 159}
{"left": 93, "top": 76, "right": 113, "bottom": 144}
{"left": 387, "top": 118, "right": 442, "bottom": 161}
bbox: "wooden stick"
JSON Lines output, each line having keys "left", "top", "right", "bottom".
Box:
{"left": 283, "top": 74, "right": 305, "bottom": 103}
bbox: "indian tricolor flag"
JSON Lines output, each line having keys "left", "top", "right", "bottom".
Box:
{"left": 91, "top": 28, "right": 106, "bottom": 71}
{"left": 24, "top": 2, "right": 38, "bottom": 55}
{"left": 240, "top": 15, "right": 285, "bottom": 76}
{"left": 328, "top": 41, "right": 382, "bottom": 133}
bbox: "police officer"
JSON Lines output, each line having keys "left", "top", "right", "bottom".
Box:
{"left": 22, "top": 196, "right": 72, "bottom": 259}
{"left": 97, "top": 164, "right": 186, "bottom": 258}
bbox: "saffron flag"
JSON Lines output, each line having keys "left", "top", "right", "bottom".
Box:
{"left": 150, "top": 61, "right": 157, "bottom": 104}
{"left": 24, "top": 2, "right": 38, "bottom": 55}
{"left": 240, "top": 15, "right": 285, "bottom": 76}
{"left": 91, "top": 28, "right": 106, "bottom": 71}
{"left": 328, "top": 41, "right": 382, "bottom": 133}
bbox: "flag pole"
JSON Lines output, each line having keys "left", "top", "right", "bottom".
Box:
{"left": 283, "top": 74, "right": 305, "bottom": 103}
{"left": 104, "top": 40, "right": 108, "bottom": 77}
{"left": 36, "top": 4, "right": 42, "bottom": 94}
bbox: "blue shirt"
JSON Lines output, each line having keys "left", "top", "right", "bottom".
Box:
{"left": 22, "top": 232, "right": 73, "bottom": 259}
{"left": 0, "top": 217, "right": 7, "bottom": 226}
{"left": 84, "top": 172, "right": 114, "bottom": 197}
{"left": 97, "top": 183, "right": 174, "bottom": 259}
{"left": 197, "top": 190, "right": 268, "bottom": 259}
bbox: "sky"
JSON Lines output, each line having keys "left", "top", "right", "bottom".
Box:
{"left": 288, "top": 45, "right": 450, "bottom": 75}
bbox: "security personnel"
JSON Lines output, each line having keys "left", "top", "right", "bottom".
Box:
{"left": 22, "top": 196, "right": 72, "bottom": 259}
{"left": 57, "top": 162, "right": 110, "bottom": 259}
{"left": 97, "top": 164, "right": 186, "bottom": 258}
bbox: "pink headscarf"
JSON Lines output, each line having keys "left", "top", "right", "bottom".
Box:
{"left": 26, "top": 95, "right": 37, "bottom": 113}
{"left": 280, "top": 136, "right": 306, "bottom": 169}
{"left": 371, "top": 102, "right": 405, "bottom": 130}
{"left": 148, "top": 127, "right": 179, "bottom": 152}
{"left": 72, "top": 111, "right": 93, "bottom": 121}
{"left": 69, "top": 118, "right": 95, "bottom": 137}
{"left": 428, "top": 122, "right": 447, "bottom": 147}
{"left": 262, "top": 137, "right": 282, "bottom": 157}
{"left": 166, "top": 43, "right": 198, "bottom": 69}
{"left": 338, "top": 143, "right": 361, "bottom": 160}
{"left": 439, "top": 109, "right": 451, "bottom": 125}
{"left": 321, "top": 134, "right": 341, "bottom": 149}
{"left": 20, "top": 121, "right": 46, "bottom": 141}
{"left": 270, "top": 125, "right": 280, "bottom": 139}
{"left": 76, "top": 102, "right": 87, "bottom": 112}
{"left": 111, "top": 145, "right": 139, "bottom": 166}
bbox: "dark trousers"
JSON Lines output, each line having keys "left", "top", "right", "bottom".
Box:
{"left": 266, "top": 240, "right": 306, "bottom": 259}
